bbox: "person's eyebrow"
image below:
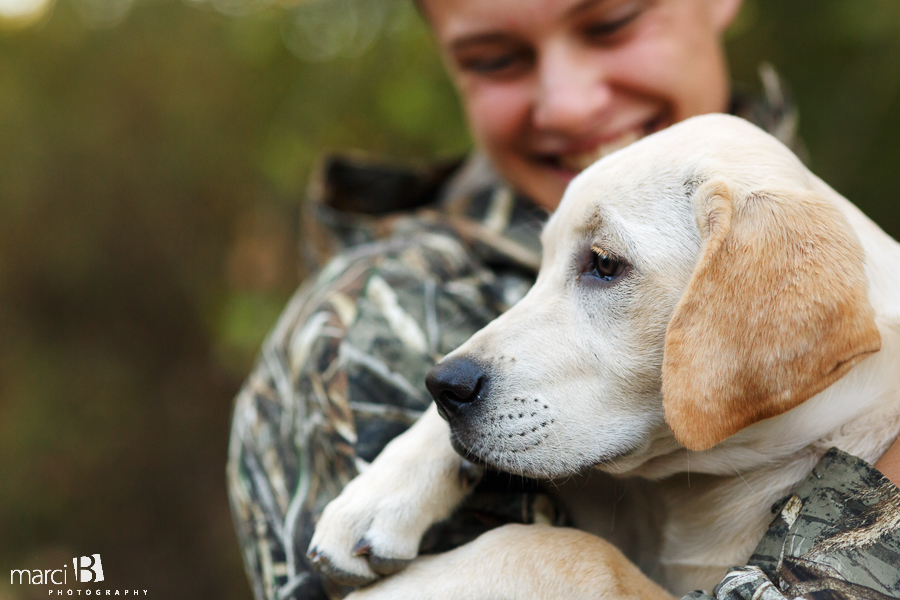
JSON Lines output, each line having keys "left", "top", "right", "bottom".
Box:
{"left": 447, "top": 0, "right": 619, "bottom": 52}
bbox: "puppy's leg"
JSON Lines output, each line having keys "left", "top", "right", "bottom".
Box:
{"left": 346, "top": 524, "right": 675, "bottom": 600}
{"left": 308, "top": 404, "right": 482, "bottom": 585}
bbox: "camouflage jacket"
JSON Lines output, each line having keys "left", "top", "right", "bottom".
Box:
{"left": 685, "top": 449, "right": 900, "bottom": 600}
{"left": 227, "top": 150, "right": 549, "bottom": 600}
{"left": 226, "top": 74, "right": 899, "bottom": 600}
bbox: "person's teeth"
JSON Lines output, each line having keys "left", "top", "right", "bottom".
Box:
{"left": 559, "top": 130, "right": 642, "bottom": 172}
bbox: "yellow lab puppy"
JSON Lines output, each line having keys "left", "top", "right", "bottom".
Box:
{"left": 308, "top": 114, "right": 900, "bottom": 599}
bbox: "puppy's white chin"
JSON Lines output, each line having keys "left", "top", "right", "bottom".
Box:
{"left": 452, "top": 426, "right": 644, "bottom": 480}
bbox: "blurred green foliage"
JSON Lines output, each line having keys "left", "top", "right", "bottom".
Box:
{"left": 0, "top": 0, "right": 898, "bottom": 598}
{"left": 727, "top": 0, "right": 900, "bottom": 236}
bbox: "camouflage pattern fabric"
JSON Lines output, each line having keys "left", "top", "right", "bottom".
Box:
{"left": 227, "top": 154, "right": 551, "bottom": 600}
{"left": 684, "top": 448, "right": 900, "bottom": 600}
{"left": 226, "top": 72, "right": 829, "bottom": 600}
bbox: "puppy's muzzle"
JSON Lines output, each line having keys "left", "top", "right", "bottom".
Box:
{"left": 426, "top": 357, "right": 485, "bottom": 421}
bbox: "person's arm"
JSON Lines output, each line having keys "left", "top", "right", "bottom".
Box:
{"left": 227, "top": 242, "right": 441, "bottom": 599}
{"left": 227, "top": 266, "right": 375, "bottom": 600}
{"left": 683, "top": 445, "right": 900, "bottom": 600}
{"left": 227, "top": 223, "right": 536, "bottom": 600}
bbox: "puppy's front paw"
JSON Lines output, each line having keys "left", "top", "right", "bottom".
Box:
{"left": 307, "top": 406, "right": 482, "bottom": 586}
{"left": 307, "top": 477, "right": 416, "bottom": 584}
{"left": 308, "top": 458, "right": 482, "bottom": 586}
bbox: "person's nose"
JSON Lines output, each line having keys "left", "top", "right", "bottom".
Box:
{"left": 532, "top": 43, "right": 613, "bottom": 134}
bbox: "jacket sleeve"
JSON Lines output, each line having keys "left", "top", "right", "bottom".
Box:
{"left": 226, "top": 225, "right": 513, "bottom": 600}
{"left": 682, "top": 448, "right": 900, "bottom": 600}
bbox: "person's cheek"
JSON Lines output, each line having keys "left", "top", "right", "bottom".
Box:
{"left": 466, "top": 85, "right": 529, "bottom": 155}
{"left": 603, "top": 36, "right": 685, "bottom": 115}
{"left": 645, "top": 8, "right": 729, "bottom": 118}
{"left": 597, "top": 5, "right": 700, "bottom": 113}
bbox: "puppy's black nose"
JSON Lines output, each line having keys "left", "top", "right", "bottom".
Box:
{"left": 426, "top": 357, "right": 484, "bottom": 419}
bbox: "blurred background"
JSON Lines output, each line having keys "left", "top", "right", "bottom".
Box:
{"left": 0, "top": 0, "right": 898, "bottom": 598}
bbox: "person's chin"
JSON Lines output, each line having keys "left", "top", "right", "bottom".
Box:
{"left": 546, "top": 165, "right": 579, "bottom": 189}
{"left": 525, "top": 170, "right": 571, "bottom": 211}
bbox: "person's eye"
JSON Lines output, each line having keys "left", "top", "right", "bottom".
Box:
{"left": 584, "top": 3, "right": 644, "bottom": 42}
{"left": 456, "top": 49, "right": 533, "bottom": 79}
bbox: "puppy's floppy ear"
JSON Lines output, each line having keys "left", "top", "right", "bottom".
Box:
{"left": 663, "top": 179, "right": 881, "bottom": 451}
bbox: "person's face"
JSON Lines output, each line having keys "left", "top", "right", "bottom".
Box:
{"left": 423, "top": 0, "right": 743, "bottom": 211}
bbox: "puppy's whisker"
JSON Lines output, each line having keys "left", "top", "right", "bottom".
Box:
{"left": 687, "top": 451, "right": 690, "bottom": 488}
{"left": 724, "top": 454, "right": 754, "bottom": 494}
{"left": 450, "top": 429, "right": 479, "bottom": 466}
{"left": 544, "top": 476, "right": 563, "bottom": 492}
{"left": 510, "top": 448, "right": 525, "bottom": 483}
{"left": 605, "top": 455, "right": 621, "bottom": 477}
{"left": 550, "top": 427, "right": 565, "bottom": 455}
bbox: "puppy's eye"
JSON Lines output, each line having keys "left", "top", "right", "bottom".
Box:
{"left": 589, "top": 246, "right": 626, "bottom": 281}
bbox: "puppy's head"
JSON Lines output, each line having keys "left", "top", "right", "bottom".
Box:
{"left": 427, "top": 114, "right": 881, "bottom": 479}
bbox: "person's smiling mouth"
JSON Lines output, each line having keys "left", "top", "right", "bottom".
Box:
{"left": 533, "top": 114, "right": 668, "bottom": 174}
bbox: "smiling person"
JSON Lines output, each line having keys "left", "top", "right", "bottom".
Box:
{"left": 428, "top": 0, "right": 740, "bottom": 212}
{"left": 223, "top": 1, "right": 823, "bottom": 599}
